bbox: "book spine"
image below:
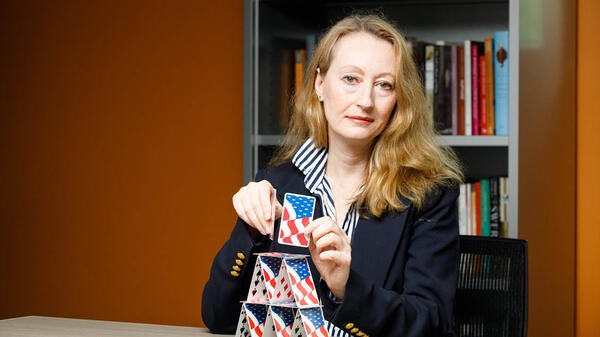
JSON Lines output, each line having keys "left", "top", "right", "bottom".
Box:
{"left": 435, "top": 43, "right": 453, "bottom": 135}
{"left": 474, "top": 181, "right": 481, "bottom": 235}
{"left": 479, "top": 54, "right": 488, "bottom": 135}
{"left": 464, "top": 41, "right": 472, "bottom": 136}
{"left": 458, "top": 183, "right": 467, "bottom": 235}
{"left": 294, "top": 49, "right": 306, "bottom": 99}
{"left": 457, "top": 45, "right": 465, "bottom": 135}
{"left": 480, "top": 178, "right": 491, "bottom": 236}
{"left": 471, "top": 43, "right": 480, "bottom": 135}
{"left": 433, "top": 44, "right": 441, "bottom": 132}
{"left": 499, "top": 176, "right": 509, "bottom": 237}
{"left": 451, "top": 45, "right": 458, "bottom": 135}
{"left": 484, "top": 36, "right": 495, "bottom": 135}
{"left": 489, "top": 176, "right": 500, "bottom": 237}
{"left": 493, "top": 31, "right": 509, "bottom": 136}
{"left": 425, "top": 44, "right": 435, "bottom": 122}
{"left": 468, "top": 183, "right": 474, "bottom": 235}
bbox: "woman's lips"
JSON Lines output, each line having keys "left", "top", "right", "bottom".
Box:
{"left": 347, "top": 115, "right": 374, "bottom": 125}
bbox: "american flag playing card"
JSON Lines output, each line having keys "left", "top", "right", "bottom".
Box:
{"left": 258, "top": 255, "right": 294, "bottom": 304}
{"left": 270, "top": 305, "right": 296, "bottom": 337}
{"left": 299, "top": 307, "right": 329, "bottom": 337}
{"left": 278, "top": 193, "right": 316, "bottom": 247}
{"left": 284, "top": 258, "right": 319, "bottom": 307}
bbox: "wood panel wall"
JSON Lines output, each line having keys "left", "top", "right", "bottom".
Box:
{"left": 577, "top": 1, "right": 600, "bottom": 336}
{"left": 519, "top": 0, "right": 577, "bottom": 336}
{"left": 0, "top": 0, "right": 243, "bottom": 327}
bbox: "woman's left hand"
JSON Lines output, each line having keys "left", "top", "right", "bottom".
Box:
{"left": 304, "top": 217, "right": 352, "bottom": 299}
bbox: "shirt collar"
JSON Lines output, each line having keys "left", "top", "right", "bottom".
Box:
{"left": 291, "top": 139, "right": 328, "bottom": 193}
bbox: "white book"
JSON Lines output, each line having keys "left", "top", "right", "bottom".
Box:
{"left": 466, "top": 183, "right": 472, "bottom": 235}
{"left": 458, "top": 183, "right": 467, "bottom": 235}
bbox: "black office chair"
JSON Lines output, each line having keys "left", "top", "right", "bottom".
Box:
{"left": 454, "top": 235, "right": 528, "bottom": 337}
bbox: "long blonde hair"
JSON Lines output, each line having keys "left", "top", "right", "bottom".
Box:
{"left": 271, "top": 14, "right": 463, "bottom": 216}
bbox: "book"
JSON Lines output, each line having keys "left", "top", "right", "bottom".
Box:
{"left": 499, "top": 176, "right": 509, "bottom": 237}
{"left": 480, "top": 178, "right": 491, "bottom": 236}
{"left": 471, "top": 42, "right": 484, "bottom": 135}
{"left": 425, "top": 44, "right": 435, "bottom": 121}
{"left": 457, "top": 45, "right": 465, "bottom": 135}
{"left": 489, "top": 176, "right": 500, "bottom": 237}
{"left": 465, "top": 183, "right": 473, "bottom": 235}
{"left": 470, "top": 183, "right": 478, "bottom": 235}
{"left": 463, "top": 40, "right": 472, "bottom": 136}
{"left": 493, "top": 31, "right": 509, "bottom": 136}
{"left": 458, "top": 183, "right": 468, "bottom": 235}
{"left": 294, "top": 49, "right": 306, "bottom": 99}
{"left": 479, "top": 54, "right": 488, "bottom": 135}
{"left": 434, "top": 42, "right": 453, "bottom": 134}
{"left": 450, "top": 44, "right": 459, "bottom": 135}
{"left": 484, "top": 36, "right": 495, "bottom": 135}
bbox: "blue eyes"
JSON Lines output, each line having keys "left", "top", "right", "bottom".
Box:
{"left": 342, "top": 75, "right": 394, "bottom": 91}
{"left": 377, "top": 82, "right": 394, "bottom": 90}
{"left": 343, "top": 75, "right": 358, "bottom": 84}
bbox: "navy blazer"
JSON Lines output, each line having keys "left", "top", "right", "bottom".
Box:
{"left": 202, "top": 162, "right": 459, "bottom": 337}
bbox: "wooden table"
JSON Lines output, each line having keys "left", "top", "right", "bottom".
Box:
{"left": 0, "top": 316, "right": 230, "bottom": 337}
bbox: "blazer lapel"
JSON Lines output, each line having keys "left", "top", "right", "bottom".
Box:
{"left": 350, "top": 210, "right": 410, "bottom": 286}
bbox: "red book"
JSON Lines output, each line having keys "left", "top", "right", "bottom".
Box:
{"left": 474, "top": 181, "right": 482, "bottom": 236}
{"left": 484, "top": 37, "right": 495, "bottom": 135}
{"left": 471, "top": 43, "right": 481, "bottom": 135}
{"left": 479, "top": 54, "right": 488, "bottom": 135}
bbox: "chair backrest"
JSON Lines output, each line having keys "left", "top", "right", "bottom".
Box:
{"left": 454, "top": 235, "right": 528, "bottom": 337}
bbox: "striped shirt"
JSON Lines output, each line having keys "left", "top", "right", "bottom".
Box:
{"left": 291, "top": 139, "right": 359, "bottom": 337}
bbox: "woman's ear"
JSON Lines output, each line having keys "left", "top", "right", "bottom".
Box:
{"left": 314, "top": 67, "right": 323, "bottom": 100}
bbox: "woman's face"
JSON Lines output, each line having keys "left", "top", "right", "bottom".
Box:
{"left": 315, "top": 32, "right": 397, "bottom": 148}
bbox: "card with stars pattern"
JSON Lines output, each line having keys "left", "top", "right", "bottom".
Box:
{"left": 278, "top": 193, "right": 316, "bottom": 247}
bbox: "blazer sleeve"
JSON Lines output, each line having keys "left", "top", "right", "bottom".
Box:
{"left": 324, "top": 186, "right": 460, "bottom": 337}
{"left": 201, "top": 173, "right": 272, "bottom": 334}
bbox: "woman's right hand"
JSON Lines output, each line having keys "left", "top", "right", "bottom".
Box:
{"left": 232, "top": 180, "right": 282, "bottom": 238}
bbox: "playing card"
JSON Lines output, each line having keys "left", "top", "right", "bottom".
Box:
{"left": 284, "top": 257, "right": 319, "bottom": 307}
{"left": 258, "top": 255, "right": 294, "bottom": 304}
{"left": 235, "top": 305, "right": 251, "bottom": 337}
{"left": 247, "top": 259, "right": 269, "bottom": 303}
{"left": 299, "top": 307, "right": 329, "bottom": 337}
{"left": 270, "top": 305, "right": 297, "bottom": 337}
{"left": 278, "top": 193, "right": 316, "bottom": 247}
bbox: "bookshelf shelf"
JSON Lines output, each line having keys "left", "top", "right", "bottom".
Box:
{"left": 440, "top": 136, "right": 509, "bottom": 147}
{"left": 243, "top": 0, "right": 518, "bottom": 238}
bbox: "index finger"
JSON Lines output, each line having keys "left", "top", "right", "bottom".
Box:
{"left": 304, "top": 217, "right": 331, "bottom": 236}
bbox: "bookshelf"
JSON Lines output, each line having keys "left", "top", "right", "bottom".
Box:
{"left": 243, "top": 0, "right": 519, "bottom": 238}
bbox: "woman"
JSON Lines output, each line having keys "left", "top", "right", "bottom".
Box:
{"left": 202, "top": 14, "right": 463, "bottom": 337}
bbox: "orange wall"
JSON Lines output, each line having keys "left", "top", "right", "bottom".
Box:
{"left": 0, "top": 1, "right": 243, "bottom": 327}
{"left": 519, "top": 1, "right": 577, "bottom": 336}
{"left": 577, "top": 0, "right": 600, "bottom": 336}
